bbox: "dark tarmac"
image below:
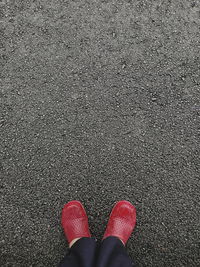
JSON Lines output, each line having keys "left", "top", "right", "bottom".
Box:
{"left": 0, "top": 0, "right": 200, "bottom": 266}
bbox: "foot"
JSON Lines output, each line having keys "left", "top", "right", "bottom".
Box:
{"left": 103, "top": 201, "right": 136, "bottom": 245}
{"left": 61, "top": 201, "right": 91, "bottom": 244}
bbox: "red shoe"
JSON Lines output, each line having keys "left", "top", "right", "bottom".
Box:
{"left": 103, "top": 201, "right": 136, "bottom": 245}
{"left": 61, "top": 201, "right": 91, "bottom": 244}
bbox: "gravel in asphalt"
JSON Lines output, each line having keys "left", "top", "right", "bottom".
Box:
{"left": 0, "top": 0, "right": 200, "bottom": 266}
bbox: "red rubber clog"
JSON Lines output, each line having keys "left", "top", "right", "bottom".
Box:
{"left": 61, "top": 201, "right": 91, "bottom": 244}
{"left": 103, "top": 200, "right": 136, "bottom": 245}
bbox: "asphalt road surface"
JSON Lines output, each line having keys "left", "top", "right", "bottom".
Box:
{"left": 0, "top": 0, "right": 200, "bottom": 266}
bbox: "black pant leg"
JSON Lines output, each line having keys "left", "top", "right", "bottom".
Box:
{"left": 58, "top": 237, "right": 97, "bottom": 267}
{"left": 96, "top": 236, "right": 134, "bottom": 267}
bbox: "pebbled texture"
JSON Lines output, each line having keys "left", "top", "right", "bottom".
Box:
{"left": 61, "top": 201, "right": 91, "bottom": 243}
{"left": 0, "top": 0, "right": 199, "bottom": 266}
{"left": 103, "top": 201, "right": 136, "bottom": 245}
